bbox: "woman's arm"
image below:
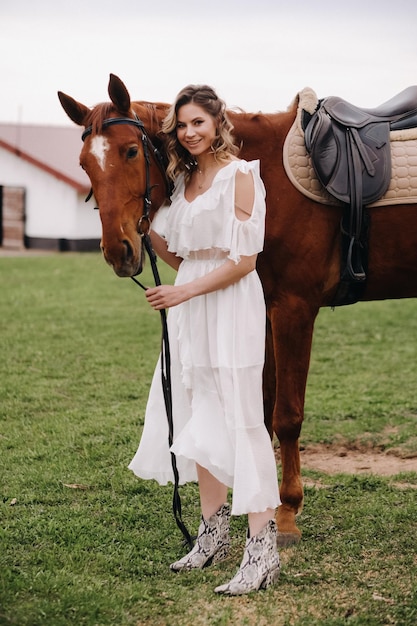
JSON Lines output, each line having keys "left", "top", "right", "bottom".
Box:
{"left": 149, "top": 230, "right": 182, "bottom": 271}
{"left": 145, "top": 253, "right": 257, "bottom": 310}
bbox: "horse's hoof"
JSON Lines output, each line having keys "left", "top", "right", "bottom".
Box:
{"left": 277, "top": 531, "right": 301, "bottom": 547}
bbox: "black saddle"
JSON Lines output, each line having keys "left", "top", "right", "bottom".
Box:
{"left": 320, "top": 86, "right": 417, "bottom": 129}
{"left": 302, "top": 86, "right": 417, "bottom": 305}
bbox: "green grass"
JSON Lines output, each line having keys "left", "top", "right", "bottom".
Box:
{"left": 304, "top": 299, "right": 417, "bottom": 453}
{"left": 1, "top": 253, "right": 416, "bottom": 625}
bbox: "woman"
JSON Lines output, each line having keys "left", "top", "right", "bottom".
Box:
{"left": 128, "top": 85, "right": 280, "bottom": 595}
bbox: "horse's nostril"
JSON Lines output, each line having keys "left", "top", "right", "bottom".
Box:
{"left": 123, "top": 239, "right": 134, "bottom": 261}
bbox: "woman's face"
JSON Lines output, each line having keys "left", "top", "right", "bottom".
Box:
{"left": 176, "top": 103, "right": 217, "bottom": 157}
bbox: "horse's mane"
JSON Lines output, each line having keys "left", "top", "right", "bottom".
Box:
{"left": 134, "top": 101, "right": 170, "bottom": 136}
{"left": 85, "top": 102, "right": 116, "bottom": 135}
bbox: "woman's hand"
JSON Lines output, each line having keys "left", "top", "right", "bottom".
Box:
{"left": 145, "top": 284, "right": 190, "bottom": 310}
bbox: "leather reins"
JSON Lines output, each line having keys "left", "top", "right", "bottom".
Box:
{"left": 82, "top": 115, "right": 194, "bottom": 550}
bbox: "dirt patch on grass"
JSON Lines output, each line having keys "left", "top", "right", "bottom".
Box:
{"left": 298, "top": 443, "right": 417, "bottom": 476}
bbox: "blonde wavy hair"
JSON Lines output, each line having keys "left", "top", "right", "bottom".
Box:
{"left": 162, "top": 85, "right": 239, "bottom": 182}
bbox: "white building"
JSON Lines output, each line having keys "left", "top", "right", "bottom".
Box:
{"left": 0, "top": 123, "right": 100, "bottom": 251}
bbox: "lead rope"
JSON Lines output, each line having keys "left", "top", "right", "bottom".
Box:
{"left": 131, "top": 234, "right": 194, "bottom": 552}
{"left": 82, "top": 114, "right": 193, "bottom": 550}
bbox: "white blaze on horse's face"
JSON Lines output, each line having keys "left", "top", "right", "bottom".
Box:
{"left": 90, "top": 135, "right": 110, "bottom": 171}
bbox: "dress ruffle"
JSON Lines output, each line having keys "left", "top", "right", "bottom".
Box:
{"left": 165, "top": 160, "right": 266, "bottom": 263}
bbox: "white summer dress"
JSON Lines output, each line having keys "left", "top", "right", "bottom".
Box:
{"left": 128, "top": 159, "right": 280, "bottom": 515}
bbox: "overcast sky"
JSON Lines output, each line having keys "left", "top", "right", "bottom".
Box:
{"left": 2, "top": 0, "right": 417, "bottom": 126}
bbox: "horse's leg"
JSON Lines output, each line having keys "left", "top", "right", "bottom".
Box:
{"left": 268, "top": 298, "right": 318, "bottom": 545}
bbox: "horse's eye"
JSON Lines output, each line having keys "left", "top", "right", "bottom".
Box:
{"left": 127, "top": 146, "right": 139, "bottom": 159}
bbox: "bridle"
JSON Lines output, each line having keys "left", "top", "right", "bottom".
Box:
{"left": 81, "top": 114, "right": 193, "bottom": 550}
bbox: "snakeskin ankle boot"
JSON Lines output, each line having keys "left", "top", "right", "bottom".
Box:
{"left": 214, "top": 519, "right": 280, "bottom": 595}
{"left": 170, "top": 503, "right": 231, "bottom": 571}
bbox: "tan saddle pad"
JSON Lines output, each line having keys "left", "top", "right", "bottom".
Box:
{"left": 283, "top": 87, "right": 417, "bottom": 208}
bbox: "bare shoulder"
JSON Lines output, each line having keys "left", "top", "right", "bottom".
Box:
{"left": 234, "top": 164, "right": 255, "bottom": 220}
{"left": 235, "top": 167, "right": 254, "bottom": 188}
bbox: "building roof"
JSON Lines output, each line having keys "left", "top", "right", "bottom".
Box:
{"left": 0, "top": 123, "right": 90, "bottom": 193}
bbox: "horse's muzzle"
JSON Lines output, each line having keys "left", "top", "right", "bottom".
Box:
{"left": 101, "top": 239, "right": 143, "bottom": 278}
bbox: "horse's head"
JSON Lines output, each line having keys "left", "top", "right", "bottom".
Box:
{"left": 58, "top": 74, "right": 170, "bottom": 277}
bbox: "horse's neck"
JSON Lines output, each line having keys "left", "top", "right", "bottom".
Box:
{"left": 228, "top": 108, "right": 296, "bottom": 158}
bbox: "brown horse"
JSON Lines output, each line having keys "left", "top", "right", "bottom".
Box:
{"left": 58, "top": 74, "right": 417, "bottom": 545}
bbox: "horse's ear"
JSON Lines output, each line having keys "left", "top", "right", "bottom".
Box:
{"left": 108, "top": 74, "right": 131, "bottom": 114}
{"left": 58, "top": 92, "right": 90, "bottom": 126}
